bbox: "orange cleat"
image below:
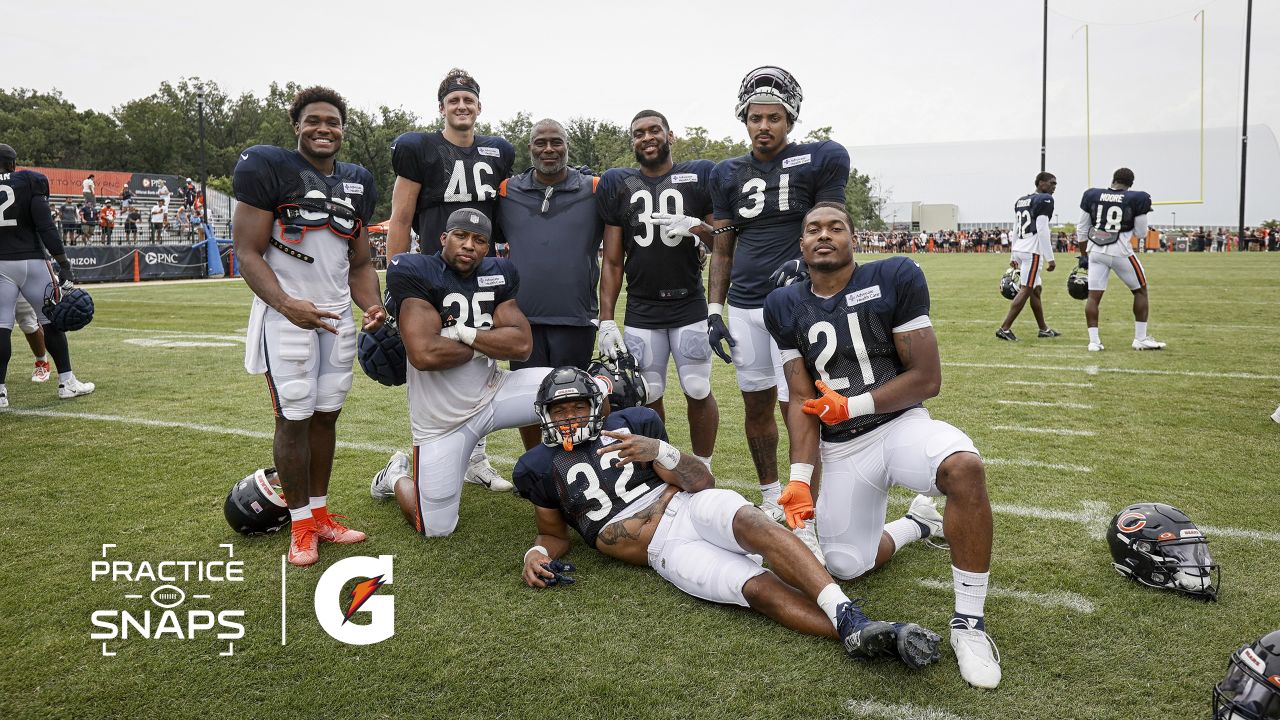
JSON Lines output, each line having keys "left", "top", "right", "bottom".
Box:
{"left": 315, "top": 512, "right": 368, "bottom": 544}
{"left": 288, "top": 519, "right": 320, "bottom": 566}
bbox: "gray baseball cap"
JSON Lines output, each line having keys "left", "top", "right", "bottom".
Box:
{"left": 444, "top": 208, "right": 492, "bottom": 240}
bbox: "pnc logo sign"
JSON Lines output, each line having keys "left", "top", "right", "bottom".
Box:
{"left": 314, "top": 555, "right": 394, "bottom": 645}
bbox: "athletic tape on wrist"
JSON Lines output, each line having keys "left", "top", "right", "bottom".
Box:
{"left": 848, "top": 392, "right": 875, "bottom": 418}
{"left": 707, "top": 303, "right": 723, "bottom": 318}
{"left": 656, "top": 441, "right": 681, "bottom": 470}
{"left": 789, "top": 463, "right": 814, "bottom": 484}
{"left": 524, "top": 545, "right": 548, "bottom": 562}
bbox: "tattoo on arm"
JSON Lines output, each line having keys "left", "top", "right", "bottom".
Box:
{"left": 596, "top": 500, "right": 664, "bottom": 546}
{"left": 899, "top": 332, "right": 913, "bottom": 365}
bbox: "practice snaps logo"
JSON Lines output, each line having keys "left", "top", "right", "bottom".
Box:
{"left": 90, "top": 543, "right": 246, "bottom": 657}
{"left": 314, "top": 555, "right": 395, "bottom": 646}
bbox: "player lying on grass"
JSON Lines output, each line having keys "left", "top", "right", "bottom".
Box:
{"left": 511, "top": 365, "right": 941, "bottom": 668}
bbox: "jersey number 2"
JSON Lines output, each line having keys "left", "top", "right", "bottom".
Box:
{"left": 0, "top": 186, "right": 16, "bottom": 227}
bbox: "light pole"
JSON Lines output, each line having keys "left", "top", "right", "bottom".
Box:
{"left": 195, "top": 83, "right": 209, "bottom": 227}
{"left": 1172, "top": 211, "right": 1177, "bottom": 228}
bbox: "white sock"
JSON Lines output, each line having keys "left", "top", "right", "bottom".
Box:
{"left": 885, "top": 518, "right": 924, "bottom": 553}
{"left": 1087, "top": 327, "right": 1101, "bottom": 344}
{"left": 1134, "top": 321, "right": 1148, "bottom": 340}
{"left": 760, "top": 481, "right": 781, "bottom": 505}
{"left": 308, "top": 496, "right": 327, "bottom": 512}
{"left": 58, "top": 371, "right": 75, "bottom": 384}
{"left": 470, "top": 438, "right": 487, "bottom": 463}
{"left": 36, "top": 354, "right": 48, "bottom": 362}
{"left": 0, "top": 383, "right": 7, "bottom": 396}
{"left": 695, "top": 454, "right": 712, "bottom": 470}
{"left": 288, "top": 507, "right": 312, "bottom": 522}
{"left": 953, "top": 566, "right": 990, "bottom": 618}
{"left": 816, "top": 582, "right": 851, "bottom": 629}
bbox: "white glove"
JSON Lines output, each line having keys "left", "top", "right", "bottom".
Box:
{"left": 440, "top": 325, "right": 460, "bottom": 341}
{"left": 441, "top": 324, "right": 477, "bottom": 345}
{"left": 651, "top": 212, "right": 706, "bottom": 240}
{"left": 597, "top": 320, "right": 627, "bottom": 359}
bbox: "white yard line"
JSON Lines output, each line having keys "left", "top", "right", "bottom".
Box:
{"left": 915, "top": 577, "right": 1096, "bottom": 614}
{"left": 984, "top": 458, "right": 1092, "bottom": 472}
{"left": 945, "top": 318, "right": 1278, "bottom": 332}
{"left": 87, "top": 325, "right": 245, "bottom": 339}
{"left": 997, "top": 400, "right": 1093, "bottom": 409}
{"left": 846, "top": 700, "right": 971, "bottom": 720}
{"left": 948, "top": 361, "right": 1280, "bottom": 382}
{"left": 9, "top": 409, "right": 1279, "bottom": 544}
{"left": 1005, "top": 380, "right": 1093, "bottom": 388}
{"left": 990, "top": 424, "right": 1096, "bottom": 436}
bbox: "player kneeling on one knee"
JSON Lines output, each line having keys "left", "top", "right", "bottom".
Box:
{"left": 510, "top": 365, "right": 941, "bottom": 669}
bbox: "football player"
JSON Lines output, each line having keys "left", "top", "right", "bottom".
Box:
{"left": 597, "top": 110, "right": 718, "bottom": 467}
{"left": 996, "top": 172, "right": 1059, "bottom": 341}
{"left": 513, "top": 365, "right": 942, "bottom": 670}
{"left": 0, "top": 142, "right": 95, "bottom": 408}
{"left": 1075, "top": 168, "right": 1166, "bottom": 351}
{"left": 233, "top": 87, "right": 385, "bottom": 567}
{"left": 764, "top": 203, "right": 1001, "bottom": 689}
{"left": 704, "top": 67, "right": 850, "bottom": 547}
{"left": 371, "top": 208, "right": 550, "bottom": 537}
{"left": 387, "top": 68, "right": 517, "bottom": 490}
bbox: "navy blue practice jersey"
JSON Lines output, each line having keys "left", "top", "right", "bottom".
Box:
{"left": 597, "top": 160, "right": 714, "bottom": 329}
{"left": 1014, "top": 192, "right": 1054, "bottom": 241}
{"left": 391, "top": 131, "right": 515, "bottom": 255}
{"left": 711, "top": 140, "right": 850, "bottom": 309}
{"left": 384, "top": 253, "right": 519, "bottom": 329}
{"left": 233, "top": 145, "right": 378, "bottom": 226}
{"left": 1079, "top": 188, "right": 1152, "bottom": 244}
{"left": 0, "top": 169, "right": 59, "bottom": 260}
{"left": 514, "top": 407, "right": 670, "bottom": 548}
{"left": 764, "top": 256, "right": 931, "bottom": 442}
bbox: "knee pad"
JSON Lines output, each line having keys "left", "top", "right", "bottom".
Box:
{"left": 688, "top": 489, "right": 751, "bottom": 551}
{"left": 14, "top": 299, "right": 38, "bottom": 334}
{"left": 642, "top": 371, "right": 666, "bottom": 401}
{"left": 315, "top": 371, "right": 353, "bottom": 412}
{"left": 678, "top": 371, "right": 711, "bottom": 401}
{"left": 274, "top": 377, "right": 316, "bottom": 420}
{"left": 824, "top": 545, "right": 872, "bottom": 581}
{"left": 421, "top": 495, "right": 461, "bottom": 537}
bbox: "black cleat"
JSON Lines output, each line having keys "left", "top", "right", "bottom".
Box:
{"left": 995, "top": 328, "right": 1017, "bottom": 342}
{"left": 1037, "top": 328, "right": 1062, "bottom": 338}
{"left": 836, "top": 601, "right": 897, "bottom": 659}
{"left": 892, "top": 622, "right": 942, "bottom": 669}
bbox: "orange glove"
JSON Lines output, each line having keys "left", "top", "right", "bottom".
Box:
{"left": 778, "top": 479, "right": 815, "bottom": 529}
{"left": 802, "top": 379, "right": 851, "bottom": 425}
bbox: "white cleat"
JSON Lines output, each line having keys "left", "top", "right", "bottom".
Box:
{"left": 0, "top": 389, "right": 7, "bottom": 409}
{"left": 1087, "top": 342, "right": 1104, "bottom": 352}
{"left": 1272, "top": 405, "right": 1280, "bottom": 424}
{"left": 1132, "top": 336, "right": 1166, "bottom": 351}
{"left": 906, "top": 494, "right": 945, "bottom": 540}
{"left": 31, "top": 360, "right": 51, "bottom": 383}
{"left": 465, "top": 455, "right": 514, "bottom": 492}
{"left": 793, "top": 522, "right": 826, "bottom": 567}
{"left": 951, "top": 621, "right": 1002, "bottom": 689}
{"left": 58, "top": 378, "right": 95, "bottom": 399}
{"left": 371, "top": 451, "right": 410, "bottom": 500}
{"left": 759, "top": 498, "right": 786, "bottom": 524}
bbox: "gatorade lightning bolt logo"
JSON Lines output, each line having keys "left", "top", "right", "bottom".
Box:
{"left": 1117, "top": 511, "right": 1148, "bottom": 533}
{"left": 343, "top": 576, "right": 386, "bottom": 624}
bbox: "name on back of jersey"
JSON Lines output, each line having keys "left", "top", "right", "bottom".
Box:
{"left": 1099, "top": 192, "right": 1125, "bottom": 202}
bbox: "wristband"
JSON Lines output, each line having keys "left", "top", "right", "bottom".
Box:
{"left": 655, "top": 441, "right": 681, "bottom": 470}
{"left": 524, "top": 545, "right": 548, "bottom": 562}
{"left": 707, "top": 303, "right": 723, "bottom": 318}
{"left": 455, "top": 324, "right": 477, "bottom": 346}
{"left": 848, "top": 392, "right": 875, "bottom": 418}
{"left": 789, "top": 463, "right": 814, "bottom": 484}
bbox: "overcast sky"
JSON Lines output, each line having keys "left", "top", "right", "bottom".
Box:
{"left": 10, "top": 0, "right": 1277, "bottom": 220}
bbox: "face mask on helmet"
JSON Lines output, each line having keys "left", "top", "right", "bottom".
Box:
{"left": 1107, "top": 503, "right": 1220, "bottom": 600}
{"left": 1000, "top": 268, "right": 1020, "bottom": 300}
{"left": 588, "top": 354, "right": 648, "bottom": 410}
{"left": 735, "top": 66, "right": 803, "bottom": 122}
{"left": 535, "top": 366, "right": 606, "bottom": 451}
{"left": 1214, "top": 631, "right": 1280, "bottom": 720}
{"left": 1067, "top": 266, "right": 1089, "bottom": 300}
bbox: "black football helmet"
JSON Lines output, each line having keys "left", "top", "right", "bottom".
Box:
{"left": 589, "top": 353, "right": 648, "bottom": 410}
{"left": 42, "top": 285, "right": 95, "bottom": 331}
{"left": 1215, "top": 630, "right": 1280, "bottom": 719}
{"left": 999, "top": 267, "right": 1019, "bottom": 300}
{"left": 535, "top": 366, "right": 607, "bottom": 450}
{"left": 358, "top": 324, "right": 407, "bottom": 387}
{"left": 735, "top": 66, "right": 803, "bottom": 122}
{"left": 770, "top": 258, "right": 810, "bottom": 288}
{"left": 1107, "top": 502, "right": 1219, "bottom": 600}
{"left": 224, "top": 468, "right": 290, "bottom": 535}
{"left": 1067, "top": 265, "right": 1089, "bottom": 300}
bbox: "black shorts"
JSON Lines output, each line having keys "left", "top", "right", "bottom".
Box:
{"left": 510, "top": 324, "right": 596, "bottom": 371}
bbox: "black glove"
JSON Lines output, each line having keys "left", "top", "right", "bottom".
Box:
{"left": 1077, "top": 254, "right": 1089, "bottom": 269}
{"left": 540, "top": 560, "right": 576, "bottom": 587}
{"left": 707, "top": 313, "right": 735, "bottom": 364}
{"left": 576, "top": 165, "right": 596, "bottom": 177}
{"left": 769, "top": 259, "right": 809, "bottom": 288}
{"left": 55, "top": 258, "right": 76, "bottom": 286}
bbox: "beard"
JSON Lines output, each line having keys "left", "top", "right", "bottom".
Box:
{"left": 635, "top": 141, "right": 671, "bottom": 169}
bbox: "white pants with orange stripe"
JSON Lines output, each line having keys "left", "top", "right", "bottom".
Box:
{"left": 1010, "top": 252, "right": 1044, "bottom": 288}
{"left": 411, "top": 367, "right": 550, "bottom": 537}
{"left": 1086, "top": 247, "right": 1147, "bottom": 291}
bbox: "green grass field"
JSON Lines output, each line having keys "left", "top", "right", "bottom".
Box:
{"left": 3, "top": 252, "right": 1278, "bottom": 720}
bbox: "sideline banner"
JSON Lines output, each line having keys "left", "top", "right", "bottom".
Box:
{"left": 65, "top": 245, "right": 207, "bottom": 283}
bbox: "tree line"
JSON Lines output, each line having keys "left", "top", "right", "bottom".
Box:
{"left": 1, "top": 79, "right": 885, "bottom": 228}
